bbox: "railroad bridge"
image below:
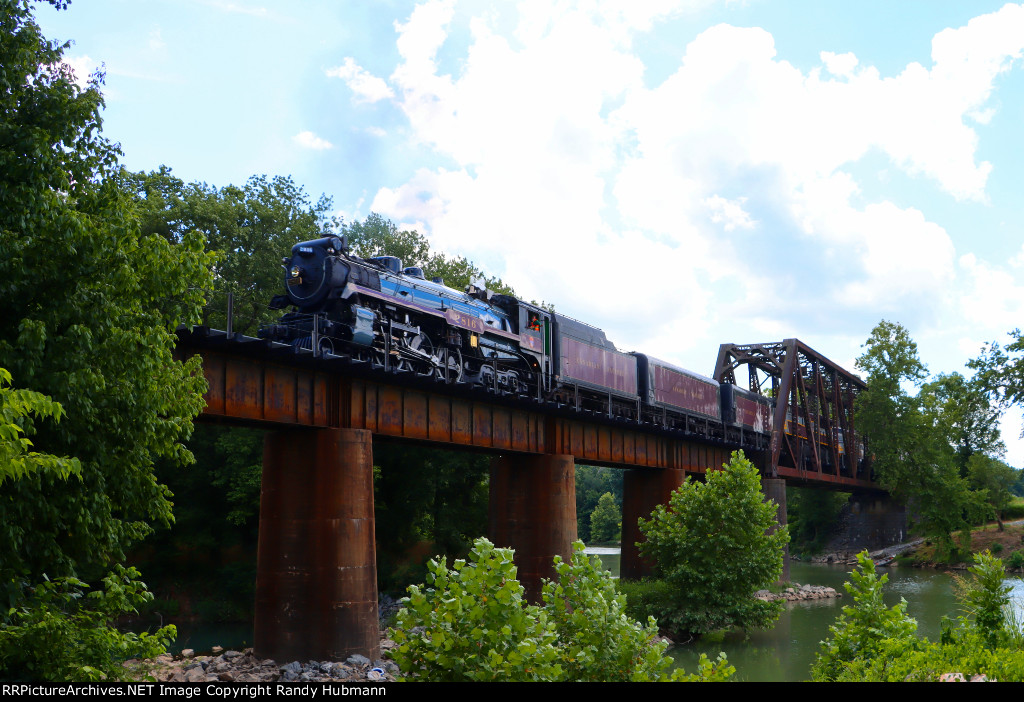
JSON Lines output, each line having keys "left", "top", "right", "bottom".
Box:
{"left": 176, "top": 326, "right": 880, "bottom": 663}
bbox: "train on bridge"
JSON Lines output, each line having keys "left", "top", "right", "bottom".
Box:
{"left": 258, "top": 235, "right": 852, "bottom": 457}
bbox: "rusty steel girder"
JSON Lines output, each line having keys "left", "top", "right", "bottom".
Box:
{"left": 714, "top": 339, "right": 871, "bottom": 486}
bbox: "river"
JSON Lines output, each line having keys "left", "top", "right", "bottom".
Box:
{"left": 583, "top": 548, "right": 1024, "bottom": 682}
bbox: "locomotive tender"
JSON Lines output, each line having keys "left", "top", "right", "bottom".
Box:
{"left": 259, "top": 235, "right": 774, "bottom": 447}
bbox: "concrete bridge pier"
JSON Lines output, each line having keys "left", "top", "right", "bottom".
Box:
{"left": 255, "top": 428, "right": 380, "bottom": 663}
{"left": 620, "top": 468, "right": 687, "bottom": 580}
{"left": 760, "top": 477, "right": 790, "bottom": 583}
{"left": 489, "top": 453, "right": 577, "bottom": 602}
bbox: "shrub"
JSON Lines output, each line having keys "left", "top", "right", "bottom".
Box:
{"left": 636, "top": 451, "right": 788, "bottom": 636}
{"left": 0, "top": 566, "right": 176, "bottom": 681}
{"left": 811, "top": 551, "right": 919, "bottom": 682}
{"left": 391, "top": 537, "right": 734, "bottom": 682}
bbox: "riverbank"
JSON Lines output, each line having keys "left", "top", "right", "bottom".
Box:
{"left": 129, "top": 636, "right": 401, "bottom": 683}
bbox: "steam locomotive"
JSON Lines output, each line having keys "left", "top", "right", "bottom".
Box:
{"left": 259, "top": 235, "right": 774, "bottom": 447}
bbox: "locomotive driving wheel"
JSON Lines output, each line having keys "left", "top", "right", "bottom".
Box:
{"left": 436, "top": 346, "right": 463, "bottom": 382}
{"left": 398, "top": 333, "right": 436, "bottom": 376}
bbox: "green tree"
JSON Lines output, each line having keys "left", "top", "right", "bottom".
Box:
{"left": 0, "top": 0, "right": 212, "bottom": 584}
{"left": 589, "top": 491, "right": 620, "bottom": 543}
{"left": 121, "top": 166, "right": 336, "bottom": 335}
{"left": 575, "top": 464, "right": 622, "bottom": 542}
{"left": 855, "top": 321, "right": 978, "bottom": 552}
{"left": 787, "top": 486, "right": 849, "bottom": 554}
{"left": 954, "top": 550, "right": 1012, "bottom": 648}
{"left": 967, "top": 454, "right": 1017, "bottom": 530}
{"left": 0, "top": 368, "right": 80, "bottom": 485}
{"left": 920, "top": 372, "right": 1005, "bottom": 477}
{"left": 342, "top": 213, "right": 518, "bottom": 297}
{"left": 0, "top": 565, "right": 176, "bottom": 681}
{"left": 635, "top": 451, "right": 789, "bottom": 636}
{"left": 970, "top": 329, "right": 1024, "bottom": 432}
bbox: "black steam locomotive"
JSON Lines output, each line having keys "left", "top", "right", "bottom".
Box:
{"left": 259, "top": 235, "right": 774, "bottom": 446}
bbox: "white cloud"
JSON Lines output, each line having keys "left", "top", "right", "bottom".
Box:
{"left": 293, "top": 131, "right": 333, "bottom": 150}
{"left": 63, "top": 55, "right": 98, "bottom": 89}
{"left": 704, "top": 195, "right": 755, "bottom": 231}
{"left": 326, "top": 57, "right": 394, "bottom": 103}
{"left": 361, "top": 1, "right": 1024, "bottom": 362}
{"left": 149, "top": 28, "right": 166, "bottom": 51}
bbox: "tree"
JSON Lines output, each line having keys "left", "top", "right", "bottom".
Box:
{"left": 342, "top": 213, "right": 518, "bottom": 297}
{"left": 575, "top": 465, "right": 622, "bottom": 542}
{"left": 855, "top": 321, "right": 979, "bottom": 552}
{"left": 970, "top": 329, "right": 1024, "bottom": 437}
{"left": 787, "top": 486, "right": 849, "bottom": 554}
{"left": 635, "top": 450, "right": 789, "bottom": 636}
{"left": 589, "top": 491, "right": 620, "bottom": 543}
{"left": 920, "top": 372, "right": 1005, "bottom": 477}
{"left": 0, "top": 368, "right": 80, "bottom": 485}
{"left": 121, "top": 167, "right": 336, "bottom": 335}
{"left": 966, "top": 454, "right": 1018, "bottom": 530}
{"left": 0, "top": 0, "right": 212, "bottom": 584}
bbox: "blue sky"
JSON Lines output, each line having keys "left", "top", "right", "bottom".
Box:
{"left": 40, "top": 0, "right": 1024, "bottom": 464}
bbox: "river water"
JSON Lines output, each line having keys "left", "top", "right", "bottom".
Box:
{"left": 584, "top": 548, "right": 1024, "bottom": 682}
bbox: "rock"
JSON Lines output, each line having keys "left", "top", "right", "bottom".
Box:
{"left": 347, "top": 653, "right": 371, "bottom": 667}
{"left": 181, "top": 649, "right": 195, "bottom": 659}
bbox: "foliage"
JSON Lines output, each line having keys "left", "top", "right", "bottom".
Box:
{"left": 855, "top": 321, "right": 982, "bottom": 551}
{"left": 373, "top": 442, "right": 490, "bottom": 593}
{"left": 811, "top": 551, "right": 919, "bottom": 682}
{"left": 392, "top": 538, "right": 733, "bottom": 682}
{"left": 969, "top": 328, "right": 1024, "bottom": 438}
{"left": 813, "top": 550, "right": 1024, "bottom": 682}
{"left": 575, "top": 464, "right": 622, "bottom": 542}
{"left": 0, "top": 0, "right": 212, "bottom": 586}
{"left": 121, "top": 166, "right": 335, "bottom": 335}
{"left": 0, "top": 368, "right": 80, "bottom": 485}
{"left": 343, "top": 213, "right": 518, "bottom": 298}
{"left": 952, "top": 550, "right": 1011, "bottom": 647}
{"left": 787, "top": 486, "right": 848, "bottom": 554}
{"left": 589, "top": 492, "right": 620, "bottom": 543}
{"left": 636, "top": 451, "right": 788, "bottom": 636}
{"left": 0, "top": 565, "right": 176, "bottom": 681}
{"left": 920, "top": 373, "right": 1005, "bottom": 476}
{"left": 966, "top": 454, "right": 1018, "bottom": 528}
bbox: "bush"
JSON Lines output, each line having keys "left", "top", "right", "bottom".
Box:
{"left": 812, "top": 551, "right": 919, "bottom": 682}
{"left": 635, "top": 451, "right": 788, "bottom": 636}
{"left": 391, "top": 538, "right": 734, "bottom": 682}
{"left": 0, "top": 566, "right": 176, "bottom": 681}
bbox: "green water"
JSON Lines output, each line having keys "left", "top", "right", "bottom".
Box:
{"left": 665, "top": 561, "right": 967, "bottom": 682}
{"left": 581, "top": 549, "right": 981, "bottom": 682}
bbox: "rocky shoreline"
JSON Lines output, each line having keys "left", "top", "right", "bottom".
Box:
{"left": 129, "top": 638, "right": 401, "bottom": 683}
{"left": 753, "top": 583, "right": 841, "bottom": 602}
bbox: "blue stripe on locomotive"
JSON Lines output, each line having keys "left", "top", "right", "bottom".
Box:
{"left": 374, "top": 270, "right": 513, "bottom": 331}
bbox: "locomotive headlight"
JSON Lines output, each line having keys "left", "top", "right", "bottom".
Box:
{"left": 290, "top": 265, "right": 301, "bottom": 278}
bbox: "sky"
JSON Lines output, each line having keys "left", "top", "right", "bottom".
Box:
{"left": 38, "top": 0, "right": 1024, "bottom": 465}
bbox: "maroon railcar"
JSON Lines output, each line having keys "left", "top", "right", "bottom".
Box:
{"left": 634, "top": 353, "right": 721, "bottom": 421}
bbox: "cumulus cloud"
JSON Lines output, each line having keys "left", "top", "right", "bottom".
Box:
{"left": 326, "top": 57, "right": 395, "bottom": 103}
{"left": 359, "top": 1, "right": 1024, "bottom": 364}
{"left": 293, "top": 131, "right": 333, "bottom": 150}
